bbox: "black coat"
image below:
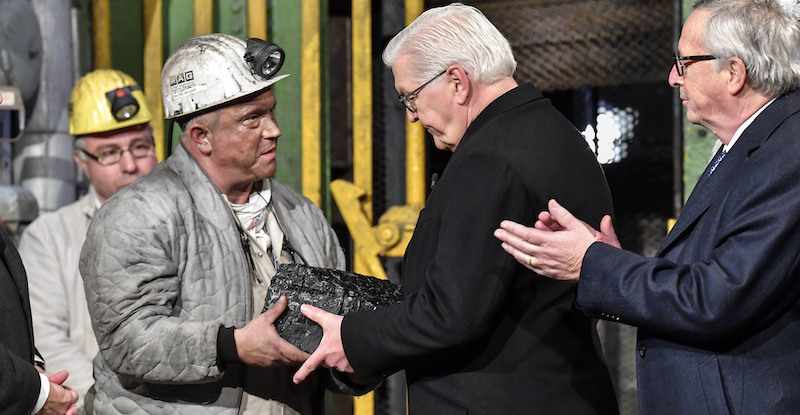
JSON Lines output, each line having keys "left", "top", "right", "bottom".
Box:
{"left": 342, "top": 83, "right": 619, "bottom": 414}
{"left": 0, "top": 227, "right": 41, "bottom": 414}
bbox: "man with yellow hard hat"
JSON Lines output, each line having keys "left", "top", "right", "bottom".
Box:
{"left": 17, "top": 69, "right": 158, "bottom": 411}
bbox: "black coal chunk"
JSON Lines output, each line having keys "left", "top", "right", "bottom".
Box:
{"left": 263, "top": 263, "right": 403, "bottom": 353}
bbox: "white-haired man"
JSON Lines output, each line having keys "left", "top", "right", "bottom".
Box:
{"left": 496, "top": 1, "right": 800, "bottom": 413}
{"left": 294, "top": 3, "right": 620, "bottom": 414}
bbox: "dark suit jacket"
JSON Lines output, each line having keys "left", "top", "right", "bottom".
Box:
{"left": 579, "top": 89, "right": 800, "bottom": 415}
{"left": 342, "top": 84, "right": 619, "bottom": 414}
{"left": 0, "top": 227, "right": 41, "bottom": 414}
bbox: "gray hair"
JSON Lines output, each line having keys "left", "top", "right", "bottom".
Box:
{"left": 382, "top": 3, "right": 516, "bottom": 84}
{"left": 695, "top": 0, "right": 800, "bottom": 96}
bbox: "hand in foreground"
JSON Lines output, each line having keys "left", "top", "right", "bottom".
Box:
{"left": 234, "top": 296, "right": 310, "bottom": 367}
{"left": 293, "top": 305, "right": 352, "bottom": 384}
{"left": 37, "top": 370, "right": 78, "bottom": 415}
{"left": 493, "top": 199, "right": 619, "bottom": 281}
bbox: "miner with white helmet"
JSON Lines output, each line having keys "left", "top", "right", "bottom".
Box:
{"left": 79, "top": 33, "right": 359, "bottom": 414}
{"left": 17, "top": 69, "right": 158, "bottom": 411}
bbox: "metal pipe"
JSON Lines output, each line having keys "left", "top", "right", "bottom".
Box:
{"left": 143, "top": 0, "right": 164, "bottom": 159}
{"left": 405, "top": 0, "right": 425, "bottom": 208}
{"left": 301, "top": 0, "right": 322, "bottom": 206}
{"left": 15, "top": 0, "right": 77, "bottom": 213}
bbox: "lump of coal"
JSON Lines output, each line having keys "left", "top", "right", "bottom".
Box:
{"left": 263, "top": 263, "right": 403, "bottom": 353}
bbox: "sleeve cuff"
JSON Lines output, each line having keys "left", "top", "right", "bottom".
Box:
{"left": 32, "top": 372, "right": 49, "bottom": 415}
{"left": 217, "top": 326, "right": 240, "bottom": 365}
{"left": 33, "top": 353, "right": 45, "bottom": 371}
{"left": 328, "top": 369, "right": 381, "bottom": 396}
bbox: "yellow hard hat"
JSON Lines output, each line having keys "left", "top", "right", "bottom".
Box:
{"left": 69, "top": 69, "right": 152, "bottom": 136}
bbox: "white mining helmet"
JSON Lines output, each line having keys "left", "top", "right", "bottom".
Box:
{"left": 161, "top": 33, "right": 289, "bottom": 123}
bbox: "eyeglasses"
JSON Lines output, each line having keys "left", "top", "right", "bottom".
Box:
{"left": 80, "top": 141, "right": 155, "bottom": 166}
{"left": 673, "top": 53, "right": 717, "bottom": 77}
{"left": 398, "top": 69, "right": 447, "bottom": 112}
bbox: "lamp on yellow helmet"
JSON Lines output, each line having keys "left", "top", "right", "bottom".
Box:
{"left": 69, "top": 69, "right": 152, "bottom": 136}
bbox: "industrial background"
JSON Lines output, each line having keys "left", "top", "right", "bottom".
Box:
{"left": 0, "top": 1, "right": 717, "bottom": 414}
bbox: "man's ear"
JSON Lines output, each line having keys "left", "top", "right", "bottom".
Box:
{"left": 74, "top": 151, "right": 89, "bottom": 176}
{"left": 187, "top": 122, "right": 213, "bottom": 156}
{"left": 448, "top": 66, "right": 471, "bottom": 105}
{"left": 726, "top": 57, "right": 747, "bottom": 95}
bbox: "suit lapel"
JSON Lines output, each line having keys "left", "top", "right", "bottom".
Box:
{"left": 659, "top": 90, "right": 800, "bottom": 254}
{"left": 0, "top": 228, "right": 35, "bottom": 349}
{"left": 1, "top": 229, "right": 28, "bottom": 307}
{"left": 659, "top": 147, "right": 739, "bottom": 252}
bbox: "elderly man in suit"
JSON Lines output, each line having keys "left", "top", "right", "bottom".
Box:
{"left": 293, "top": 3, "right": 620, "bottom": 414}
{"left": 495, "top": 1, "right": 800, "bottom": 414}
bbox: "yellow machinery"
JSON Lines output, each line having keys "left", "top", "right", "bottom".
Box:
{"left": 333, "top": 2, "right": 424, "bottom": 414}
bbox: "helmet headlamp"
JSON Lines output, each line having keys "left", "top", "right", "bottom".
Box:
{"left": 105, "top": 86, "right": 140, "bottom": 121}
{"left": 244, "top": 38, "right": 285, "bottom": 79}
